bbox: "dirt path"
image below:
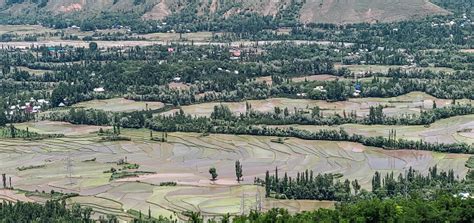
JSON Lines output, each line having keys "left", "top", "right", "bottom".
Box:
{"left": 0, "top": 189, "right": 34, "bottom": 202}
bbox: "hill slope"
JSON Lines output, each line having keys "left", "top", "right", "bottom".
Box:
{"left": 300, "top": 0, "right": 449, "bottom": 24}
{"left": 0, "top": 0, "right": 449, "bottom": 24}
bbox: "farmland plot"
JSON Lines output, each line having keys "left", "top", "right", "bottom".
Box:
{"left": 0, "top": 125, "right": 469, "bottom": 219}
{"left": 161, "top": 92, "right": 469, "bottom": 118}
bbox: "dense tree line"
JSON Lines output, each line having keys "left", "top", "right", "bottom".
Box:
{"left": 3, "top": 194, "right": 472, "bottom": 222}
{"left": 231, "top": 195, "right": 474, "bottom": 223}
{"left": 371, "top": 165, "right": 459, "bottom": 198}
{"left": 2, "top": 39, "right": 472, "bottom": 110}
{"left": 41, "top": 101, "right": 474, "bottom": 154}
{"left": 257, "top": 168, "right": 352, "bottom": 201}
{"left": 0, "top": 200, "right": 93, "bottom": 222}
{"left": 46, "top": 108, "right": 150, "bottom": 129}
{"left": 258, "top": 165, "right": 465, "bottom": 201}
{"left": 147, "top": 109, "right": 473, "bottom": 154}
{"left": 235, "top": 103, "right": 474, "bottom": 126}
{"left": 0, "top": 200, "right": 173, "bottom": 222}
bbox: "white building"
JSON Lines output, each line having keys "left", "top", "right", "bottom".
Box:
{"left": 93, "top": 87, "right": 105, "bottom": 93}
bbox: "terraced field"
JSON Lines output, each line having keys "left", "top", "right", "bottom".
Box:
{"left": 15, "top": 121, "right": 110, "bottom": 136}
{"left": 268, "top": 114, "right": 474, "bottom": 145}
{"left": 162, "top": 92, "right": 469, "bottom": 118}
{"left": 0, "top": 124, "right": 469, "bottom": 220}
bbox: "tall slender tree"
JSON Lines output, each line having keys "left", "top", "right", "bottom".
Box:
{"left": 235, "top": 160, "right": 243, "bottom": 182}
{"left": 1, "top": 174, "right": 6, "bottom": 188}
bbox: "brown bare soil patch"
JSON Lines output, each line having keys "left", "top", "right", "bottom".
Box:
{"left": 142, "top": 1, "right": 171, "bottom": 20}
{"left": 292, "top": 74, "right": 342, "bottom": 82}
{"left": 299, "top": 0, "right": 449, "bottom": 24}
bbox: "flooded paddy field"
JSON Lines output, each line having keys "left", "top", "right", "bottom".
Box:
{"left": 0, "top": 125, "right": 469, "bottom": 219}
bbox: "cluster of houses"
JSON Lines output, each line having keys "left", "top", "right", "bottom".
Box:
{"left": 217, "top": 67, "right": 239, "bottom": 74}
{"left": 295, "top": 83, "right": 362, "bottom": 98}
{"left": 431, "top": 14, "right": 472, "bottom": 28}
{"left": 69, "top": 24, "right": 132, "bottom": 32}
{"left": 455, "top": 192, "right": 473, "bottom": 200}
{"left": 93, "top": 87, "right": 106, "bottom": 93}
{"left": 229, "top": 49, "right": 241, "bottom": 60}
{"left": 6, "top": 98, "right": 50, "bottom": 115}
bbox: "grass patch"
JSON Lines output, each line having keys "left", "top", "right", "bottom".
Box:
{"left": 122, "top": 163, "right": 140, "bottom": 170}
{"left": 0, "top": 127, "right": 63, "bottom": 139}
{"left": 109, "top": 171, "right": 155, "bottom": 181}
{"left": 159, "top": 182, "right": 177, "bottom": 186}
{"left": 466, "top": 156, "right": 474, "bottom": 169}
{"left": 270, "top": 137, "right": 289, "bottom": 144}
{"left": 100, "top": 135, "right": 131, "bottom": 141}
{"left": 18, "top": 189, "right": 79, "bottom": 200}
{"left": 82, "top": 158, "right": 97, "bottom": 162}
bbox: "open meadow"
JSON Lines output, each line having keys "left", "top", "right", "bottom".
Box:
{"left": 0, "top": 25, "right": 55, "bottom": 36}
{"left": 0, "top": 123, "right": 470, "bottom": 220}
{"left": 15, "top": 66, "right": 50, "bottom": 75}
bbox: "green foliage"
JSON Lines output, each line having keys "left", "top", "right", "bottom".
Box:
{"left": 0, "top": 106, "right": 7, "bottom": 127}
{"left": 235, "top": 160, "right": 243, "bottom": 182}
{"left": 209, "top": 167, "right": 218, "bottom": 181}
{"left": 258, "top": 169, "right": 352, "bottom": 201}
{"left": 233, "top": 195, "right": 474, "bottom": 223}
{"left": 88, "top": 42, "right": 98, "bottom": 51}
{"left": 0, "top": 200, "right": 91, "bottom": 222}
{"left": 17, "top": 164, "right": 46, "bottom": 171}
{"left": 466, "top": 156, "right": 474, "bottom": 168}
{"left": 259, "top": 165, "right": 464, "bottom": 202}
{"left": 159, "top": 182, "right": 177, "bottom": 186}
{"left": 0, "top": 126, "right": 63, "bottom": 139}
{"left": 122, "top": 163, "right": 140, "bottom": 170}
{"left": 100, "top": 135, "right": 131, "bottom": 141}
{"left": 109, "top": 171, "right": 155, "bottom": 181}
{"left": 371, "top": 165, "right": 458, "bottom": 198}
{"left": 148, "top": 106, "right": 474, "bottom": 154}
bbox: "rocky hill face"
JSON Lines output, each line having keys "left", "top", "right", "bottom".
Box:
{"left": 0, "top": 0, "right": 449, "bottom": 24}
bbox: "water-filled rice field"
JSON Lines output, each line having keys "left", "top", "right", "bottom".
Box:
{"left": 0, "top": 124, "right": 469, "bottom": 220}
{"left": 161, "top": 92, "right": 469, "bottom": 118}
{"left": 268, "top": 114, "right": 474, "bottom": 145}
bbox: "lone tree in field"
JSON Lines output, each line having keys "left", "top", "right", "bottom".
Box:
{"left": 89, "top": 42, "right": 98, "bottom": 51}
{"left": 235, "top": 160, "right": 243, "bottom": 182}
{"left": 265, "top": 170, "right": 270, "bottom": 197}
{"left": 209, "top": 167, "right": 218, "bottom": 181}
